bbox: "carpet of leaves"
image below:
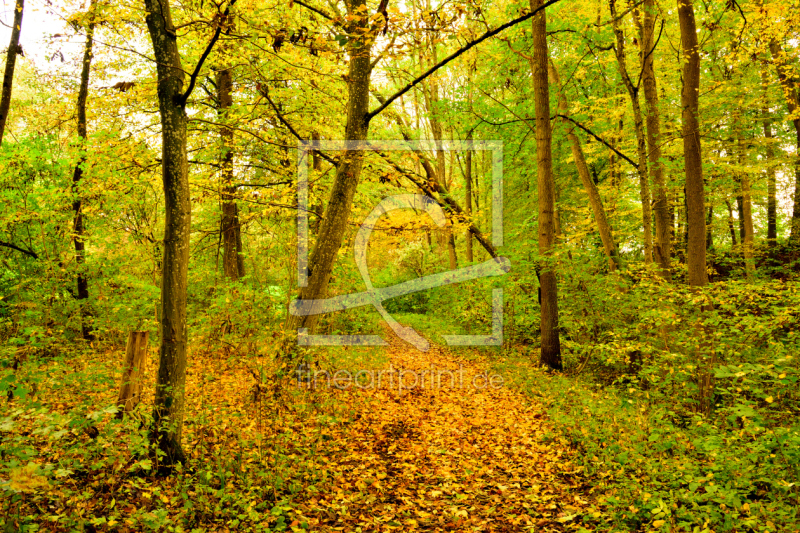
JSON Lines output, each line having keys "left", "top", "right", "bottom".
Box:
{"left": 1, "top": 335, "right": 600, "bottom": 532}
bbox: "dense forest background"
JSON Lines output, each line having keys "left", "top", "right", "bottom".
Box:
{"left": 1, "top": 0, "right": 799, "bottom": 530}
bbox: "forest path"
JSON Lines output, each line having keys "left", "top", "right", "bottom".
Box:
{"left": 299, "top": 334, "right": 592, "bottom": 531}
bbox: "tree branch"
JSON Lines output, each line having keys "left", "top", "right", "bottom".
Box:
{"left": 259, "top": 85, "right": 338, "bottom": 165}
{"left": 178, "top": 0, "right": 238, "bottom": 107}
{"left": 0, "top": 241, "right": 38, "bottom": 259}
{"left": 365, "top": 0, "right": 566, "bottom": 122}
{"left": 554, "top": 114, "right": 638, "bottom": 168}
{"left": 293, "top": 0, "right": 334, "bottom": 21}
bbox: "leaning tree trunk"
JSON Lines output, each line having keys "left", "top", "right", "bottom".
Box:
{"left": 71, "top": 0, "right": 97, "bottom": 341}
{"left": 638, "top": 0, "right": 671, "bottom": 275}
{"left": 284, "top": 0, "right": 373, "bottom": 339}
{"left": 530, "top": 0, "right": 562, "bottom": 370}
{"left": 769, "top": 41, "right": 800, "bottom": 246}
{"left": 143, "top": 0, "right": 191, "bottom": 467}
{"left": 610, "top": 0, "right": 653, "bottom": 264}
{"left": 0, "top": 0, "right": 24, "bottom": 146}
{"left": 550, "top": 61, "right": 621, "bottom": 271}
{"left": 217, "top": 67, "right": 244, "bottom": 280}
{"left": 677, "top": 0, "right": 707, "bottom": 286}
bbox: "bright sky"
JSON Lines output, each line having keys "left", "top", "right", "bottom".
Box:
{"left": 1, "top": 0, "right": 87, "bottom": 73}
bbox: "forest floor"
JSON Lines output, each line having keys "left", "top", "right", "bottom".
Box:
{"left": 3, "top": 330, "right": 603, "bottom": 532}
{"left": 279, "top": 334, "right": 597, "bottom": 531}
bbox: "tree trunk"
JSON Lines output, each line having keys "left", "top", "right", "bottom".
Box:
{"left": 143, "top": 0, "right": 191, "bottom": 466}
{"left": 638, "top": 0, "right": 671, "bottom": 275}
{"left": 285, "top": 0, "right": 373, "bottom": 338}
{"left": 725, "top": 199, "right": 738, "bottom": 247}
{"left": 530, "top": 0, "right": 562, "bottom": 370}
{"left": 739, "top": 136, "right": 755, "bottom": 280}
{"left": 423, "top": 40, "right": 458, "bottom": 270}
{"left": 769, "top": 41, "right": 800, "bottom": 245}
{"left": 0, "top": 0, "right": 24, "bottom": 146}
{"left": 677, "top": 0, "right": 707, "bottom": 286}
{"left": 610, "top": 0, "right": 653, "bottom": 264}
{"left": 763, "top": 104, "right": 778, "bottom": 246}
{"left": 550, "top": 61, "right": 621, "bottom": 271}
{"left": 217, "top": 67, "right": 244, "bottom": 281}
{"left": 465, "top": 133, "right": 474, "bottom": 263}
{"left": 71, "top": 0, "right": 97, "bottom": 341}
{"left": 706, "top": 204, "right": 713, "bottom": 251}
{"left": 117, "top": 332, "right": 148, "bottom": 416}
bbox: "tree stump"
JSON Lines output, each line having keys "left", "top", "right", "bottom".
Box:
{"left": 117, "top": 331, "right": 148, "bottom": 416}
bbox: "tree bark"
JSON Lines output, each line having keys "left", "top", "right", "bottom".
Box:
{"left": 769, "top": 41, "right": 800, "bottom": 245}
{"left": 706, "top": 204, "right": 713, "bottom": 250}
{"left": 217, "top": 67, "right": 244, "bottom": 280}
{"left": 0, "top": 0, "right": 24, "bottom": 146}
{"left": 610, "top": 0, "right": 653, "bottom": 264}
{"left": 285, "top": 0, "right": 374, "bottom": 338}
{"left": 550, "top": 61, "right": 621, "bottom": 271}
{"left": 677, "top": 0, "right": 707, "bottom": 286}
{"left": 762, "top": 84, "right": 778, "bottom": 246}
{"left": 739, "top": 136, "right": 755, "bottom": 280}
{"left": 71, "top": 0, "right": 97, "bottom": 341}
{"left": 725, "top": 199, "right": 738, "bottom": 247}
{"left": 465, "top": 132, "right": 474, "bottom": 263}
{"left": 143, "top": 0, "right": 191, "bottom": 467}
{"left": 638, "top": 0, "right": 671, "bottom": 275}
{"left": 530, "top": 0, "right": 562, "bottom": 370}
{"left": 117, "top": 332, "right": 149, "bottom": 416}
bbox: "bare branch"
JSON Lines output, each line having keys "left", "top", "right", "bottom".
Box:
{"left": 366, "top": 0, "right": 566, "bottom": 122}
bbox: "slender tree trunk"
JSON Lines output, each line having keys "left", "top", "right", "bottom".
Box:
{"left": 725, "top": 199, "right": 738, "bottom": 246}
{"left": 465, "top": 132, "right": 474, "bottom": 263}
{"left": 739, "top": 136, "right": 755, "bottom": 279}
{"left": 217, "top": 67, "right": 244, "bottom": 280}
{"left": 143, "top": 0, "right": 192, "bottom": 466}
{"left": 677, "top": 0, "right": 707, "bottom": 286}
{"left": 423, "top": 40, "right": 458, "bottom": 270}
{"left": 759, "top": 66, "right": 778, "bottom": 245}
{"left": 530, "top": 0, "right": 562, "bottom": 370}
{"left": 550, "top": 61, "right": 620, "bottom": 271}
{"left": 638, "top": 0, "right": 671, "bottom": 275}
{"left": 763, "top": 110, "right": 778, "bottom": 246}
{"left": 0, "top": 0, "right": 24, "bottom": 146}
{"left": 71, "top": 0, "right": 97, "bottom": 341}
{"left": 285, "top": 0, "right": 373, "bottom": 337}
{"left": 610, "top": 0, "right": 653, "bottom": 264}
{"left": 769, "top": 41, "right": 800, "bottom": 245}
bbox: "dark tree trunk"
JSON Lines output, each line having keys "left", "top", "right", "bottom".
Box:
{"left": 71, "top": 0, "right": 97, "bottom": 341}
{"left": 0, "top": 0, "right": 24, "bottom": 146}
{"left": 143, "top": 0, "right": 191, "bottom": 467}
{"left": 763, "top": 107, "right": 778, "bottom": 246}
{"left": 706, "top": 204, "right": 713, "bottom": 251}
{"left": 530, "top": 0, "right": 562, "bottom": 370}
{"left": 465, "top": 132, "right": 474, "bottom": 263}
{"left": 725, "top": 200, "right": 738, "bottom": 247}
{"left": 217, "top": 67, "right": 244, "bottom": 281}
{"left": 677, "top": 0, "right": 707, "bottom": 286}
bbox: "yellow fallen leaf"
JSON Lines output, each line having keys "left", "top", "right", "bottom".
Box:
{"left": 653, "top": 519, "right": 666, "bottom": 527}
{"left": 766, "top": 396, "right": 774, "bottom": 403}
